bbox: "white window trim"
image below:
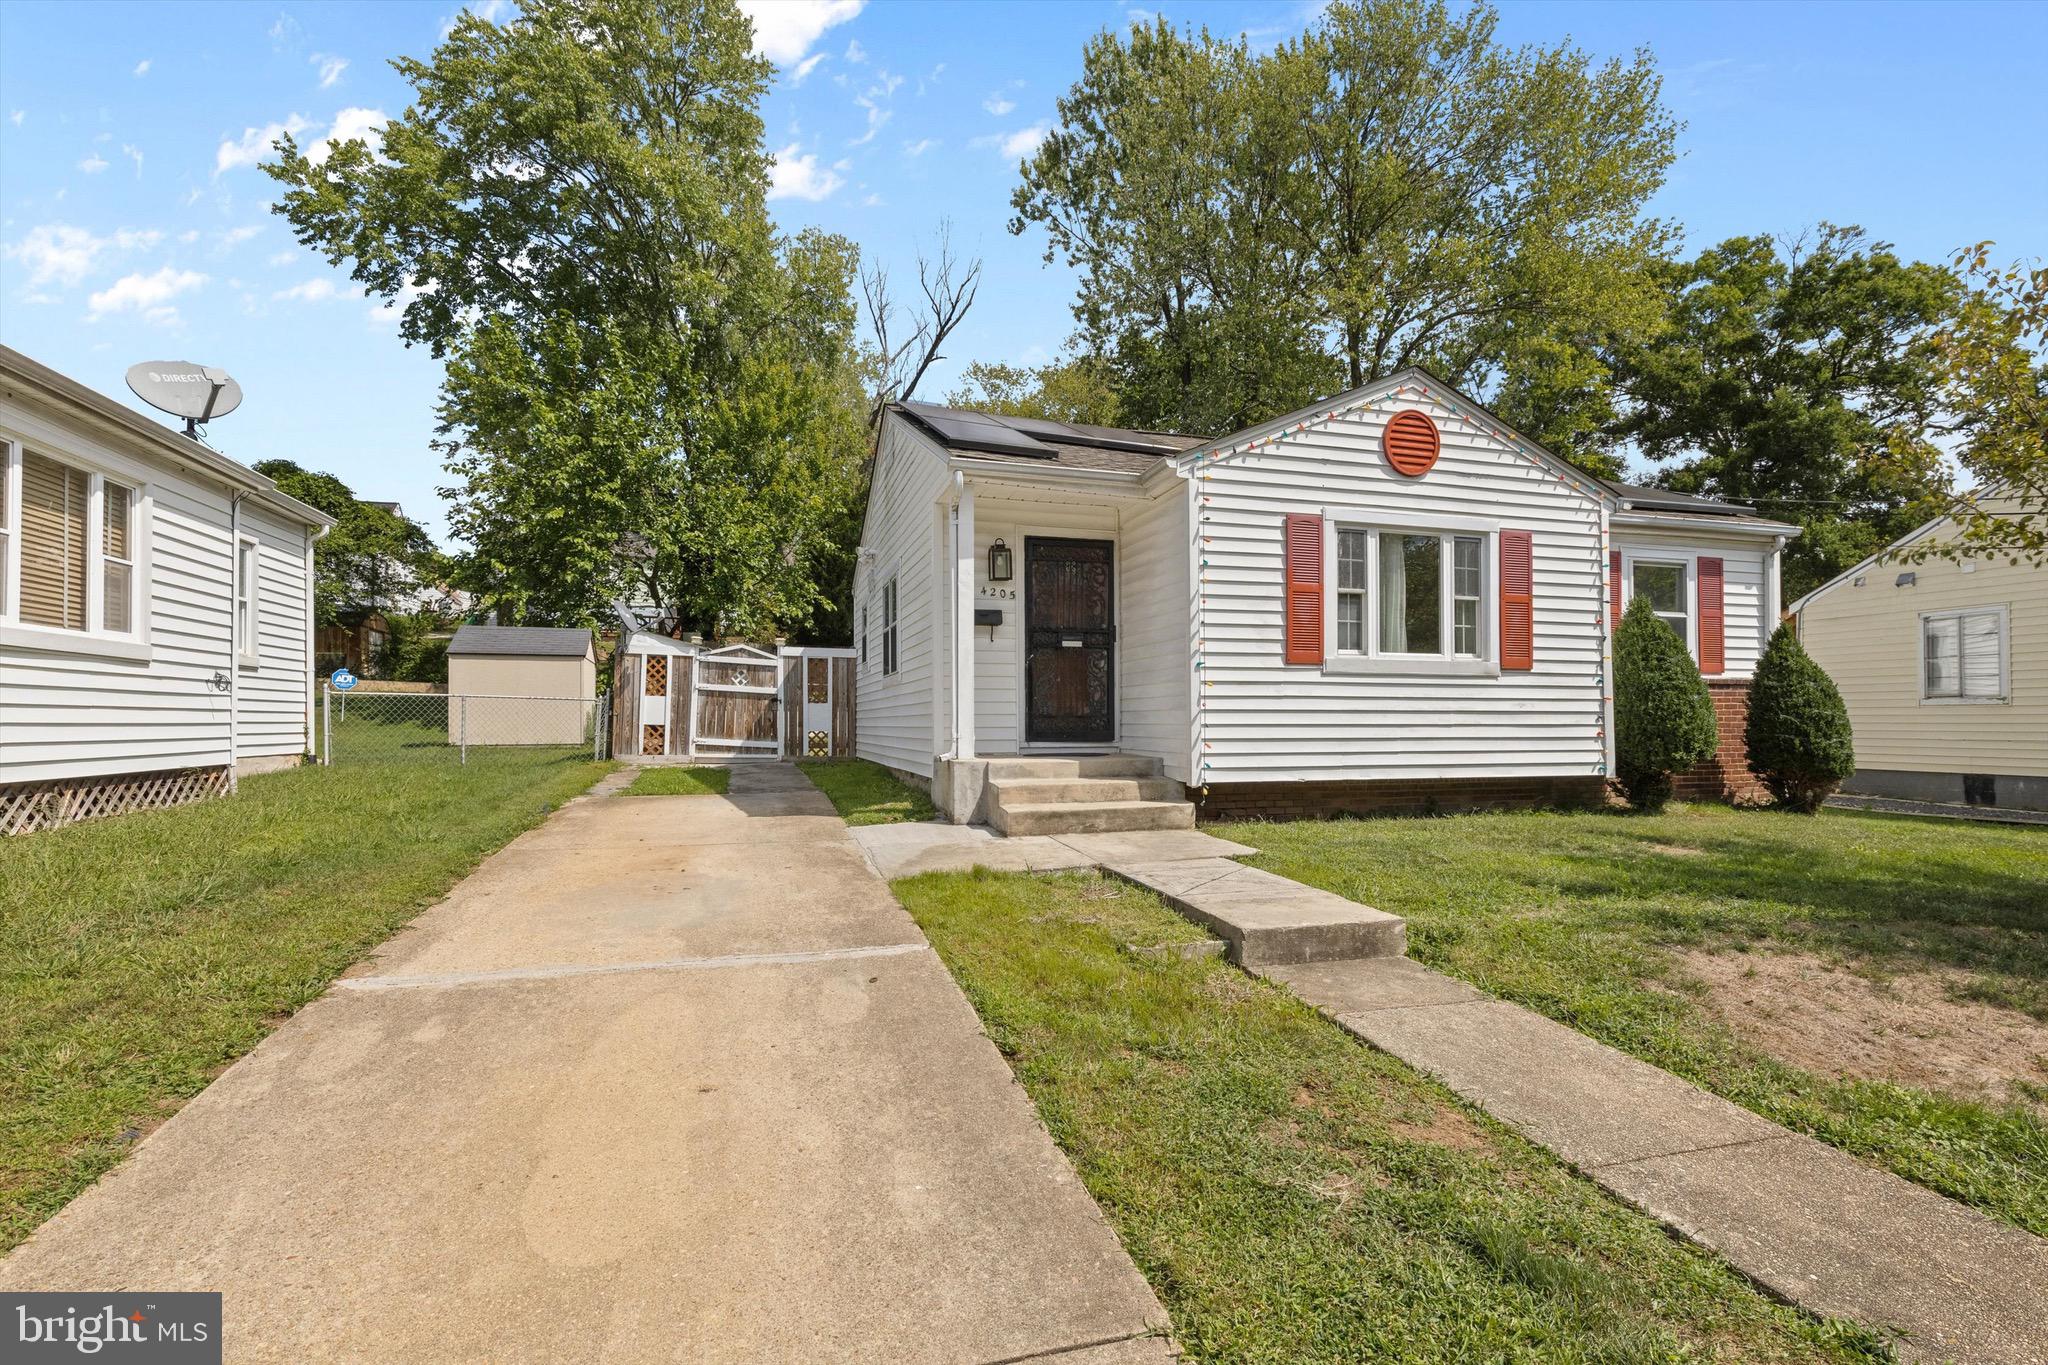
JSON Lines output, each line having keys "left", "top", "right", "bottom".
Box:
{"left": 1620, "top": 549, "right": 1697, "bottom": 658}
{"left": 0, "top": 435, "right": 153, "bottom": 661}
{"left": 880, "top": 572, "right": 899, "bottom": 677}
{"left": 236, "top": 533, "right": 262, "bottom": 667}
{"left": 1319, "top": 507, "right": 1501, "bottom": 677}
{"left": 1919, "top": 604, "right": 2009, "bottom": 705}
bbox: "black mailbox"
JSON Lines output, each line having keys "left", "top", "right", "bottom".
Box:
{"left": 973, "top": 608, "right": 1003, "bottom": 628}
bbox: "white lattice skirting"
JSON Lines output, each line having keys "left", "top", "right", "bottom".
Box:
{"left": 0, "top": 765, "right": 231, "bottom": 836}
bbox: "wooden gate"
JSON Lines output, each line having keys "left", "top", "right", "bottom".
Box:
{"left": 780, "top": 649, "right": 856, "bottom": 759}
{"left": 691, "top": 645, "right": 782, "bottom": 760}
{"left": 614, "top": 639, "right": 857, "bottom": 761}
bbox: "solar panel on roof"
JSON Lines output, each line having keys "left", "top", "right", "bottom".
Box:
{"left": 909, "top": 406, "right": 1058, "bottom": 458}
{"left": 1064, "top": 422, "right": 1183, "bottom": 454}
{"left": 1000, "top": 415, "right": 1086, "bottom": 442}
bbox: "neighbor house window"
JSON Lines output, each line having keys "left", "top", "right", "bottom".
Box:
{"left": 1632, "top": 559, "right": 1688, "bottom": 644}
{"left": 1922, "top": 607, "right": 2005, "bottom": 702}
{"left": 881, "top": 578, "right": 898, "bottom": 675}
{"left": 860, "top": 604, "right": 869, "bottom": 668}
{"left": 1331, "top": 524, "right": 1488, "bottom": 661}
{"left": 4, "top": 445, "right": 140, "bottom": 638}
{"left": 236, "top": 537, "right": 258, "bottom": 658}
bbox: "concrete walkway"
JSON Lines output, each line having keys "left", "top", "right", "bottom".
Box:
{"left": 1, "top": 765, "right": 1175, "bottom": 1364}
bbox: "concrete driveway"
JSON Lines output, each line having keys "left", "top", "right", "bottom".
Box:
{"left": 0, "top": 765, "right": 1174, "bottom": 1363}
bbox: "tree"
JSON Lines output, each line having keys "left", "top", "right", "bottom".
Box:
{"left": 266, "top": 0, "right": 867, "bottom": 638}
{"left": 1886, "top": 244, "right": 2047, "bottom": 564}
{"left": 251, "top": 460, "right": 448, "bottom": 624}
{"left": 943, "top": 356, "right": 1122, "bottom": 426}
{"left": 1613, "top": 595, "right": 1718, "bottom": 811}
{"left": 860, "top": 227, "right": 982, "bottom": 429}
{"left": 1607, "top": 226, "right": 1960, "bottom": 598}
{"left": 1009, "top": 0, "right": 1677, "bottom": 442}
{"left": 1744, "top": 624, "right": 1854, "bottom": 813}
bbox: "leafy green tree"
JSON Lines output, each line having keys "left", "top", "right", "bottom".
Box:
{"left": 266, "top": 0, "right": 866, "bottom": 638}
{"left": 1608, "top": 226, "right": 1959, "bottom": 598}
{"left": 1010, "top": 0, "right": 1676, "bottom": 443}
{"left": 1744, "top": 624, "right": 1854, "bottom": 813}
{"left": 1613, "top": 596, "right": 1718, "bottom": 811}
{"left": 251, "top": 459, "right": 448, "bottom": 624}
{"left": 944, "top": 357, "right": 1123, "bottom": 426}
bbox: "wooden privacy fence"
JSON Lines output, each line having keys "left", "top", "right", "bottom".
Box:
{"left": 612, "top": 639, "right": 855, "bottom": 761}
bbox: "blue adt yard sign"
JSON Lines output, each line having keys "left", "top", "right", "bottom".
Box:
{"left": 330, "top": 668, "right": 358, "bottom": 691}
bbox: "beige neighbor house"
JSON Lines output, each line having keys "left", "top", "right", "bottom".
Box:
{"left": 1, "top": 347, "right": 333, "bottom": 834}
{"left": 1789, "top": 495, "right": 2046, "bottom": 812}
{"left": 445, "top": 623, "right": 596, "bottom": 746}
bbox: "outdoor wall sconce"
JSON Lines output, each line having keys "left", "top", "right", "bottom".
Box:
{"left": 988, "top": 538, "right": 1013, "bottom": 582}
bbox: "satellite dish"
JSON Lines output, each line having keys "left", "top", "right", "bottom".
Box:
{"left": 125, "top": 360, "right": 244, "bottom": 437}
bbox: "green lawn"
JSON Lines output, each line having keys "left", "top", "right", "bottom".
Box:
{"left": 0, "top": 751, "right": 610, "bottom": 1250}
{"left": 624, "top": 765, "right": 730, "bottom": 796}
{"left": 896, "top": 869, "right": 1886, "bottom": 1363}
{"left": 1211, "top": 804, "right": 2048, "bottom": 1235}
{"left": 796, "top": 758, "right": 935, "bottom": 825}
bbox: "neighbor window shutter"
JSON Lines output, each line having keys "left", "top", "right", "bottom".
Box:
{"left": 1499, "top": 530, "right": 1534, "bottom": 670}
{"left": 1608, "top": 550, "right": 1622, "bottom": 629}
{"left": 1283, "top": 513, "right": 1324, "bottom": 665}
{"left": 1697, "top": 556, "right": 1725, "bottom": 675}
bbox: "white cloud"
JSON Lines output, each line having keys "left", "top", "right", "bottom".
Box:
{"left": 862, "top": 192, "right": 883, "bottom": 207}
{"left": 218, "top": 224, "right": 265, "bottom": 250}
{"left": 971, "top": 123, "right": 1049, "bottom": 159}
{"left": 78, "top": 153, "right": 109, "bottom": 174}
{"left": 844, "top": 38, "right": 866, "bottom": 63}
{"left": 983, "top": 95, "right": 1015, "bottom": 116}
{"left": 766, "top": 143, "right": 844, "bottom": 202}
{"left": 215, "top": 115, "right": 310, "bottom": 175}
{"left": 312, "top": 53, "right": 348, "bottom": 88}
{"left": 86, "top": 266, "right": 207, "bottom": 324}
{"left": 267, "top": 249, "right": 297, "bottom": 266}
{"left": 273, "top": 278, "right": 339, "bottom": 303}
{"left": 268, "top": 12, "right": 302, "bottom": 49}
{"left": 789, "top": 53, "right": 826, "bottom": 87}
{"left": 438, "top": 0, "right": 512, "bottom": 38}
{"left": 736, "top": 0, "right": 863, "bottom": 66}
{"left": 2, "top": 224, "right": 160, "bottom": 287}
{"left": 182, "top": 186, "right": 204, "bottom": 206}
{"left": 180, "top": 230, "right": 201, "bottom": 244}
{"left": 902, "top": 137, "right": 937, "bottom": 157}
{"left": 132, "top": 59, "right": 151, "bottom": 78}
{"left": 848, "top": 96, "right": 891, "bottom": 147}
{"left": 122, "top": 144, "right": 144, "bottom": 177}
{"left": 311, "top": 107, "right": 386, "bottom": 164}
{"left": 8, "top": 110, "right": 23, "bottom": 127}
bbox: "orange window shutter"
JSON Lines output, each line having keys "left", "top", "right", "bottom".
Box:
{"left": 1698, "top": 556, "right": 1725, "bottom": 674}
{"left": 1283, "top": 513, "right": 1324, "bottom": 666}
{"left": 1608, "top": 550, "right": 1622, "bottom": 628}
{"left": 1500, "top": 530, "right": 1534, "bottom": 671}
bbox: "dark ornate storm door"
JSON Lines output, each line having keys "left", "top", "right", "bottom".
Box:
{"left": 1024, "top": 537, "right": 1115, "bottom": 744}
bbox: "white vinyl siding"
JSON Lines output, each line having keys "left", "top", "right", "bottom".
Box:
{"left": 852, "top": 416, "right": 949, "bottom": 778}
{"left": 1, "top": 389, "right": 319, "bottom": 783}
{"left": 1108, "top": 480, "right": 1191, "bottom": 781}
{"left": 1190, "top": 387, "right": 1608, "bottom": 785}
{"left": 1612, "top": 526, "right": 1774, "bottom": 677}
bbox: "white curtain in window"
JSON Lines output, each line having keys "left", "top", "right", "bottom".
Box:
{"left": 1377, "top": 533, "right": 1405, "bottom": 653}
{"left": 1960, "top": 612, "right": 2002, "bottom": 697}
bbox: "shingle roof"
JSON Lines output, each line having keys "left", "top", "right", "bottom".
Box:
{"left": 1601, "top": 480, "right": 1759, "bottom": 517}
{"left": 895, "top": 402, "right": 1206, "bottom": 473}
{"left": 447, "top": 624, "right": 593, "bottom": 657}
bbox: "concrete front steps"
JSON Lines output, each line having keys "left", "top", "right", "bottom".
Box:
{"left": 985, "top": 756, "right": 1197, "bottom": 837}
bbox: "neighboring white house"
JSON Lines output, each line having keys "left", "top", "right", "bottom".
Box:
{"left": 1788, "top": 494, "right": 2045, "bottom": 812}
{"left": 0, "top": 345, "right": 333, "bottom": 833}
{"left": 851, "top": 368, "right": 1796, "bottom": 829}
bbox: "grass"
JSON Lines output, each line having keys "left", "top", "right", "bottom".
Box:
{"left": 0, "top": 749, "right": 611, "bottom": 1250}
{"left": 624, "top": 765, "right": 730, "bottom": 796}
{"left": 796, "top": 757, "right": 935, "bottom": 825}
{"left": 1211, "top": 804, "right": 2048, "bottom": 1235}
{"left": 896, "top": 868, "right": 1889, "bottom": 1363}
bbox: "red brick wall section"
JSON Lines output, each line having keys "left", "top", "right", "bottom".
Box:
{"left": 1671, "top": 679, "right": 1768, "bottom": 805}
{"left": 1194, "top": 774, "right": 1610, "bottom": 823}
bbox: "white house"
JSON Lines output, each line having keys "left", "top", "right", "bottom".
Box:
{"left": 851, "top": 368, "right": 1796, "bottom": 831}
{"left": 1, "top": 346, "right": 333, "bottom": 833}
{"left": 1789, "top": 494, "right": 2044, "bottom": 812}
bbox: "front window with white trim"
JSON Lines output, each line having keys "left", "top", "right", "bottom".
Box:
{"left": 1631, "top": 559, "right": 1688, "bottom": 644}
{"left": 1329, "top": 517, "right": 1492, "bottom": 666}
{"left": 1, "top": 440, "right": 140, "bottom": 638}
{"left": 1922, "top": 607, "right": 2006, "bottom": 702}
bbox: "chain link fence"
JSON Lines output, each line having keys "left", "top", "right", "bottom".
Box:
{"left": 320, "top": 688, "right": 610, "bottom": 765}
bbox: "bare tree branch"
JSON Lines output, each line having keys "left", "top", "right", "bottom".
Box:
{"left": 862, "top": 223, "right": 982, "bottom": 430}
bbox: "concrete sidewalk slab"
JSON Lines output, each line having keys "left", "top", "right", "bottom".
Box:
{"left": 2, "top": 762, "right": 1173, "bottom": 1363}
{"left": 1257, "top": 957, "right": 1484, "bottom": 1012}
{"left": 1595, "top": 1137, "right": 2048, "bottom": 1364}
{"left": 1053, "top": 829, "right": 1258, "bottom": 864}
{"left": 1106, "top": 860, "right": 1406, "bottom": 967}
{"left": 854, "top": 821, "right": 1096, "bottom": 880}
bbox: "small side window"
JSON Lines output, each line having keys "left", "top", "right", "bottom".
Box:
{"left": 882, "top": 578, "right": 898, "bottom": 676}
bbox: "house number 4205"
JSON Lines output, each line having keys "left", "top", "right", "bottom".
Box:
{"left": 979, "top": 586, "right": 1016, "bottom": 600}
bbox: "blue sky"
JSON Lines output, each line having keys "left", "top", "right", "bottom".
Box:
{"left": 2, "top": 0, "right": 2042, "bottom": 542}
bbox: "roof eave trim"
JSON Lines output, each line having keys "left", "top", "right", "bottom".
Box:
{"left": 1611, "top": 510, "right": 1803, "bottom": 537}
{"left": 1784, "top": 511, "right": 1952, "bottom": 616}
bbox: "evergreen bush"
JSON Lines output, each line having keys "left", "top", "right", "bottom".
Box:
{"left": 1613, "top": 595, "right": 1718, "bottom": 810}
{"left": 1745, "top": 623, "right": 1855, "bottom": 813}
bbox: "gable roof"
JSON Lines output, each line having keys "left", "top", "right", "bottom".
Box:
{"left": 447, "top": 624, "right": 593, "bottom": 658}
{"left": 1600, "top": 481, "right": 1759, "bottom": 518}
{"left": 892, "top": 401, "right": 1207, "bottom": 474}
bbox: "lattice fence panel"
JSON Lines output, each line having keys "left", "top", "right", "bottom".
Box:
{"left": 1, "top": 765, "right": 231, "bottom": 836}
{"left": 641, "top": 724, "right": 667, "bottom": 756}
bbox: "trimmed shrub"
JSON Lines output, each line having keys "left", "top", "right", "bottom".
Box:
{"left": 1614, "top": 595, "right": 1717, "bottom": 811}
{"left": 1745, "top": 623, "right": 1855, "bottom": 813}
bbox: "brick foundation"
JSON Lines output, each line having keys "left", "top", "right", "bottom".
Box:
{"left": 1193, "top": 774, "right": 1610, "bottom": 823}
{"left": 1671, "top": 679, "right": 1767, "bottom": 805}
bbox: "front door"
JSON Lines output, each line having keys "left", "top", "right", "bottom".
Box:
{"left": 1024, "top": 537, "right": 1115, "bottom": 744}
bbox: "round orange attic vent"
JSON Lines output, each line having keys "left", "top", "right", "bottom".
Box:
{"left": 1383, "top": 409, "right": 1440, "bottom": 476}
